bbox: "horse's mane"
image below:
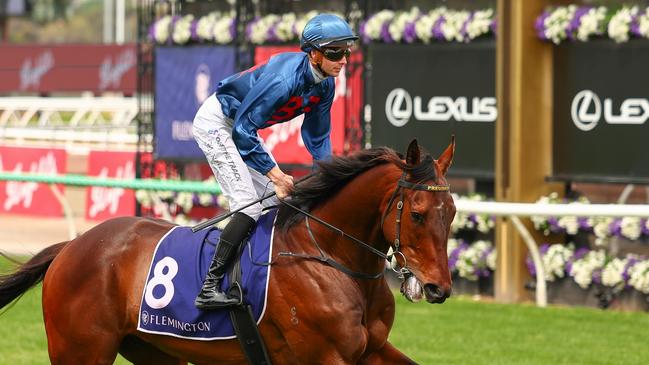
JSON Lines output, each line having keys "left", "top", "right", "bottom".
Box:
{"left": 275, "top": 146, "right": 438, "bottom": 230}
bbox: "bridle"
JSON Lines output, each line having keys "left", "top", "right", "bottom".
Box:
{"left": 278, "top": 171, "right": 450, "bottom": 280}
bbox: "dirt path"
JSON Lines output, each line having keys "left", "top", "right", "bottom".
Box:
{"left": 0, "top": 214, "right": 97, "bottom": 255}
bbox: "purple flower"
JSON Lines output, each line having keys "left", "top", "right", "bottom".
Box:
{"left": 359, "top": 21, "right": 370, "bottom": 43}
{"left": 245, "top": 17, "right": 259, "bottom": 41}
{"left": 567, "top": 7, "right": 592, "bottom": 41}
{"left": 403, "top": 21, "right": 418, "bottom": 43}
{"left": 630, "top": 13, "right": 641, "bottom": 37}
{"left": 460, "top": 13, "right": 474, "bottom": 41}
{"left": 527, "top": 243, "right": 551, "bottom": 276}
{"left": 190, "top": 19, "right": 199, "bottom": 42}
{"left": 566, "top": 247, "right": 589, "bottom": 273}
{"left": 380, "top": 22, "right": 393, "bottom": 43}
{"left": 432, "top": 16, "right": 446, "bottom": 40}
{"left": 578, "top": 217, "right": 592, "bottom": 231}
{"left": 622, "top": 257, "right": 641, "bottom": 284}
{"left": 448, "top": 241, "right": 468, "bottom": 272}
{"left": 230, "top": 18, "right": 237, "bottom": 41}
{"left": 267, "top": 22, "right": 280, "bottom": 42}
{"left": 535, "top": 10, "right": 551, "bottom": 40}
{"left": 491, "top": 17, "right": 498, "bottom": 36}
{"left": 609, "top": 219, "right": 622, "bottom": 237}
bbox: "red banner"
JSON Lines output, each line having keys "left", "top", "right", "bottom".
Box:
{"left": 85, "top": 150, "right": 136, "bottom": 221}
{"left": 0, "top": 44, "right": 137, "bottom": 94}
{"left": 254, "top": 46, "right": 349, "bottom": 165}
{"left": 0, "top": 146, "right": 67, "bottom": 216}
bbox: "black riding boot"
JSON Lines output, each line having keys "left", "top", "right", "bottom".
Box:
{"left": 195, "top": 212, "right": 256, "bottom": 310}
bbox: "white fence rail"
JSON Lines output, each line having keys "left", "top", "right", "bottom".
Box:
{"left": 455, "top": 199, "right": 649, "bottom": 308}
{"left": 0, "top": 96, "right": 143, "bottom": 145}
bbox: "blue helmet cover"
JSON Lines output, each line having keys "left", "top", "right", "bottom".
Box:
{"left": 300, "top": 14, "right": 358, "bottom": 52}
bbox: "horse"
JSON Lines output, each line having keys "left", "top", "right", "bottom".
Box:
{"left": 0, "top": 138, "right": 456, "bottom": 365}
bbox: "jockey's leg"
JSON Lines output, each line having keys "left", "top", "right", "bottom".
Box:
{"left": 195, "top": 211, "right": 255, "bottom": 309}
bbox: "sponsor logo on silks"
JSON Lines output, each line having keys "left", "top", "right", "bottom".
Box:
{"left": 571, "top": 90, "right": 649, "bottom": 132}
{"left": 20, "top": 51, "right": 54, "bottom": 90}
{"left": 384, "top": 88, "right": 498, "bottom": 127}
{"left": 98, "top": 49, "right": 136, "bottom": 90}
{"left": 266, "top": 95, "right": 322, "bottom": 125}
{"left": 141, "top": 311, "right": 149, "bottom": 326}
{"left": 2, "top": 152, "right": 59, "bottom": 211}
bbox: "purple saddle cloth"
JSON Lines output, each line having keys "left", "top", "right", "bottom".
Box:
{"left": 137, "top": 209, "right": 276, "bottom": 340}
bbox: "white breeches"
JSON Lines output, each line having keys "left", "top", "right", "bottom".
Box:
{"left": 192, "top": 94, "right": 278, "bottom": 221}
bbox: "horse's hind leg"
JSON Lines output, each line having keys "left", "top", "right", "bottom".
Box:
{"left": 119, "top": 335, "right": 188, "bottom": 365}
{"left": 359, "top": 341, "right": 418, "bottom": 365}
{"left": 46, "top": 329, "right": 122, "bottom": 365}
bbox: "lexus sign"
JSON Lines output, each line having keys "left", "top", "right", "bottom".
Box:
{"left": 385, "top": 88, "right": 497, "bottom": 127}
{"left": 368, "top": 43, "right": 496, "bottom": 178}
{"left": 553, "top": 42, "right": 649, "bottom": 182}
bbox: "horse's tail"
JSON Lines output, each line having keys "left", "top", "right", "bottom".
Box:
{"left": 0, "top": 242, "right": 68, "bottom": 310}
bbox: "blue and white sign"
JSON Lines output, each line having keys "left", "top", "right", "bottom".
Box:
{"left": 154, "top": 46, "right": 236, "bottom": 159}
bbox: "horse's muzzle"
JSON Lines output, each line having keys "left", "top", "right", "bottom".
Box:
{"left": 424, "top": 283, "right": 451, "bottom": 304}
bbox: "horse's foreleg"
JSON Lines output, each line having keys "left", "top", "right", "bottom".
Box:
{"left": 358, "top": 341, "right": 418, "bottom": 365}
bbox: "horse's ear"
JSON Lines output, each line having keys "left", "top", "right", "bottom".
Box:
{"left": 437, "top": 135, "right": 455, "bottom": 176}
{"left": 405, "top": 139, "right": 420, "bottom": 165}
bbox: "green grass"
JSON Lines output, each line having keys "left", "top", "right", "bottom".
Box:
{"left": 2, "top": 257, "right": 649, "bottom": 364}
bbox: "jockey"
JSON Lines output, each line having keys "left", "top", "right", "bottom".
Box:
{"left": 192, "top": 13, "right": 358, "bottom": 309}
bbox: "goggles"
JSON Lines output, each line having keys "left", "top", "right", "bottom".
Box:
{"left": 320, "top": 47, "right": 351, "bottom": 61}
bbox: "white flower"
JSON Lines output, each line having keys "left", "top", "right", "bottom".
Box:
{"left": 593, "top": 217, "right": 613, "bottom": 246}
{"left": 558, "top": 215, "right": 579, "bottom": 235}
{"left": 363, "top": 10, "right": 395, "bottom": 41}
{"left": 275, "top": 13, "right": 297, "bottom": 42}
{"left": 414, "top": 9, "right": 444, "bottom": 44}
{"left": 198, "top": 193, "right": 214, "bottom": 207}
{"left": 153, "top": 15, "right": 172, "bottom": 44}
{"left": 486, "top": 248, "right": 497, "bottom": 271}
{"left": 388, "top": 8, "right": 421, "bottom": 42}
{"left": 213, "top": 14, "right": 235, "bottom": 44}
{"left": 569, "top": 250, "right": 606, "bottom": 289}
{"left": 576, "top": 7, "right": 607, "bottom": 41}
{"left": 456, "top": 240, "right": 493, "bottom": 281}
{"left": 544, "top": 5, "right": 577, "bottom": 44}
{"left": 447, "top": 238, "right": 459, "bottom": 256}
{"left": 217, "top": 194, "right": 229, "bottom": 210}
{"left": 172, "top": 15, "right": 194, "bottom": 45}
{"left": 629, "top": 260, "right": 649, "bottom": 294}
{"left": 441, "top": 10, "right": 471, "bottom": 42}
{"left": 620, "top": 217, "right": 642, "bottom": 240}
{"left": 135, "top": 190, "right": 152, "bottom": 208}
{"left": 465, "top": 9, "right": 494, "bottom": 40}
{"left": 543, "top": 244, "right": 574, "bottom": 281}
{"left": 639, "top": 8, "right": 649, "bottom": 38}
{"left": 196, "top": 12, "right": 218, "bottom": 41}
{"left": 601, "top": 257, "right": 628, "bottom": 290}
{"left": 249, "top": 14, "right": 280, "bottom": 44}
{"left": 608, "top": 6, "right": 638, "bottom": 43}
{"left": 175, "top": 192, "right": 194, "bottom": 212}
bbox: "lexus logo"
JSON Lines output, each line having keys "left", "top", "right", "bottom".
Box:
{"left": 384, "top": 88, "right": 497, "bottom": 127}
{"left": 385, "top": 88, "right": 412, "bottom": 127}
{"left": 571, "top": 89, "right": 649, "bottom": 131}
{"left": 571, "top": 90, "right": 601, "bottom": 131}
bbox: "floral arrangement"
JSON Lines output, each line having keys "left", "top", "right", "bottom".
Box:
{"left": 530, "top": 192, "right": 649, "bottom": 246}
{"left": 361, "top": 7, "right": 496, "bottom": 44}
{"left": 451, "top": 193, "right": 496, "bottom": 235}
{"left": 149, "top": 11, "right": 236, "bottom": 45}
{"left": 526, "top": 243, "right": 649, "bottom": 295}
{"left": 448, "top": 239, "right": 496, "bottom": 281}
{"left": 536, "top": 5, "right": 649, "bottom": 44}
{"left": 135, "top": 176, "right": 228, "bottom": 225}
{"left": 246, "top": 10, "right": 326, "bottom": 44}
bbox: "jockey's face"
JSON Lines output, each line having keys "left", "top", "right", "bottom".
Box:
{"left": 310, "top": 46, "right": 350, "bottom": 77}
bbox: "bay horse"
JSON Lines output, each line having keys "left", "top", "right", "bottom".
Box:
{"left": 0, "top": 138, "right": 456, "bottom": 365}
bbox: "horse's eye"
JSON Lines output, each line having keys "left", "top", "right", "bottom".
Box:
{"left": 410, "top": 212, "right": 424, "bottom": 224}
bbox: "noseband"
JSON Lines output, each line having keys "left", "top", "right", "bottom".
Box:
{"left": 278, "top": 171, "right": 449, "bottom": 280}
{"left": 380, "top": 172, "right": 450, "bottom": 277}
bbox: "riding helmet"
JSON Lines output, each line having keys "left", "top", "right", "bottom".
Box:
{"left": 300, "top": 14, "right": 358, "bottom": 52}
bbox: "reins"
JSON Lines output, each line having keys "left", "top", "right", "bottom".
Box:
{"left": 276, "top": 172, "right": 450, "bottom": 280}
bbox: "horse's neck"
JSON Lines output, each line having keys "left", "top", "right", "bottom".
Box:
{"left": 308, "top": 164, "right": 399, "bottom": 273}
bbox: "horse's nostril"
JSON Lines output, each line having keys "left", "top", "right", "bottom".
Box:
{"left": 424, "top": 283, "right": 449, "bottom": 303}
